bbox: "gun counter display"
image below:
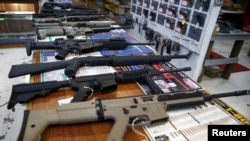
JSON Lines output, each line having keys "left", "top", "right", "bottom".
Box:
{"left": 17, "top": 90, "right": 250, "bottom": 141}
{"left": 7, "top": 2, "right": 249, "bottom": 141}
{"left": 26, "top": 37, "right": 155, "bottom": 60}
{"left": 7, "top": 67, "right": 191, "bottom": 110}
{"left": 8, "top": 54, "right": 191, "bottom": 78}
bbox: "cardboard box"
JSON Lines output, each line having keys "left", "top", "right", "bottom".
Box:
{"left": 204, "top": 66, "right": 224, "bottom": 78}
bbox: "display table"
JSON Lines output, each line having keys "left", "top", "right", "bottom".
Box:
{"left": 198, "top": 30, "right": 250, "bottom": 82}
{"left": 24, "top": 33, "right": 248, "bottom": 141}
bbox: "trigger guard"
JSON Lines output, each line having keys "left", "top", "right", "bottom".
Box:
{"left": 128, "top": 115, "right": 150, "bottom": 127}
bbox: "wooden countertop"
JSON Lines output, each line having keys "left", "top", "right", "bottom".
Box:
{"left": 28, "top": 51, "right": 149, "bottom": 141}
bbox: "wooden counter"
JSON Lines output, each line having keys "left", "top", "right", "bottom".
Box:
{"left": 28, "top": 50, "right": 149, "bottom": 141}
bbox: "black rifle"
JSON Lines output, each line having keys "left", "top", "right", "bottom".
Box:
{"left": 17, "top": 89, "right": 250, "bottom": 141}
{"left": 32, "top": 10, "right": 101, "bottom": 18}
{"left": 8, "top": 53, "right": 191, "bottom": 78}
{"left": 7, "top": 67, "right": 191, "bottom": 110}
{"left": 40, "top": 8, "right": 100, "bottom": 15}
{"left": 32, "top": 15, "right": 105, "bottom": 23}
{"left": 26, "top": 37, "right": 155, "bottom": 60}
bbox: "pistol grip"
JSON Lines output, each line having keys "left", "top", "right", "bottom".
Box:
{"left": 71, "top": 88, "right": 92, "bottom": 102}
{"left": 65, "top": 58, "right": 81, "bottom": 78}
{"left": 106, "top": 116, "right": 129, "bottom": 141}
{"left": 144, "top": 76, "right": 163, "bottom": 94}
{"left": 26, "top": 41, "right": 33, "bottom": 56}
{"left": 55, "top": 50, "right": 68, "bottom": 60}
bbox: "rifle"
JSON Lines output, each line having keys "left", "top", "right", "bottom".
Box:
{"left": 40, "top": 9, "right": 100, "bottom": 15}
{"left": 32, "top": 10, "right": 101, "bottom": 18}
{"left": 7, "top": 67, "right": 191, "bottom": 110}
{"left": 32, "top": 20, "right": 115, "bottom": 28}
{"left": 17, "top": 90, "right": 250, "bottom": 141}
{"left": 8, "top": 53, "right": 191, "bottom": 78}
{"left": 41, "top": 2, "right": 90, "bottom": 10}
{"left": 35, "top": 25, "right": 133, "bottom": 39}
{"left": 32, "top": 15, "right": 105, "bottom": 23}
{"left": 26, "top": 37, "right": 155, "bottom": 60}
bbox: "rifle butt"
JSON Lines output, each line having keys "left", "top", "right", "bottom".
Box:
{"left": 8, "top": 61, "right": 69, "bottom": 78}
{"left": 26, "top": 41, "right": 32, "bottom": 56}
{"left": 8, "top": 81, "right": 69, "bottom": 110}
{"left": 18, "top": 110, "right": 53, "bottom": 141}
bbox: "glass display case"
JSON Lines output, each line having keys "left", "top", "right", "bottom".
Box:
{"left": 0, "top": 13, "right": 35, "bottom": 44}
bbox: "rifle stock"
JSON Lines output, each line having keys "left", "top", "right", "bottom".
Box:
{"left": 17, "top": 90, "right": 250, "bottom": 141}
{"left": 8, "top": 55, "right": 191, "bottom": 78}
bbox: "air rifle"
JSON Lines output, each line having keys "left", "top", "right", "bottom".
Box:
{"left": 17, "top": 89, "right": 250, "bottom": 141}
{"left": 26, "top": 37, "right": 155, "bottom": 60}
{"left": 7, "top": 67, "right": 191, "bottom": 110}
{"left": 8, "top": 53, "right": 191, "bottom": 78}
{"left": 32, "top": 15, "right": 105, "bottom": 23}
{"left": 32, "top": 20, "right": 115, "bottom": 28}
{"left": 35, "top": 25, "right": 133, "bottom": 40}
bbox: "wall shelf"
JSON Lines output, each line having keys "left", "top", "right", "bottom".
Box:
{"left": 104, "top": 0, "right": 130, "bottom": 16}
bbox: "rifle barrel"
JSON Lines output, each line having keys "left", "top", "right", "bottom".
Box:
{"left": 203, "top": 90, "right": 250, "bottom": 101}
{"left": 127, "top": 42, "right": 155, "bottom": 46}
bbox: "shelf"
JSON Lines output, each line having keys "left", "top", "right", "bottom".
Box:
{"left": 221, "top": 9, "right": 245, "bottom": 14}
{"left": 105, "top": 0, "right": 130, "bottom": 8}
{"left": 104, "top": 0, "right": 130, "bottom": 16}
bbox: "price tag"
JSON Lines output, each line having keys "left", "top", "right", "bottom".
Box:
{"left": 181, "top": 20, "right": 186, "bottom": 25}
{"left": 168, "top": 82, "right": 177, "bottom": 87}
{"left": 58, "top": 97, "right": 73, "bottom": 105}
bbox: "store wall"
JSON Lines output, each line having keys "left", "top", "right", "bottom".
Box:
{"left": 0, "top": 3, "right": 35, "bottom": 12}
